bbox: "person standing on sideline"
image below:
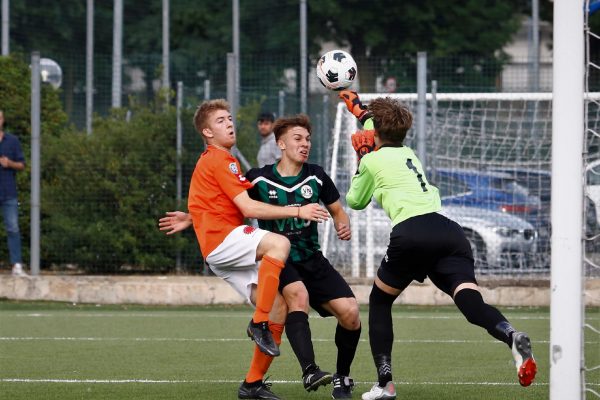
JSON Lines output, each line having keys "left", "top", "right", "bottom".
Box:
{"left": 339, "top": 93, "right": 537, "bottom": 400}
{"left": 0, "top": 110, "right": 26, "bottom": 276}
{"left": 256, "top": 111, "right": 280, "bottom": 168}
{"left": 189, "top": 99, "right": 329, "bottom": 399}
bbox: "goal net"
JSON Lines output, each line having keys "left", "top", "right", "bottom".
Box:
{"left": 322, "top": 92, "right": 600, "bottom": 279}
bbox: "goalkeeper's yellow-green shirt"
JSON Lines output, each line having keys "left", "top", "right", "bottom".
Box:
{"left": 346, "top": 145, "right": 441, "bottom": 226}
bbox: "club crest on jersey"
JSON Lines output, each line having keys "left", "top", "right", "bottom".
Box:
{"left": 229, "top": 162, "right": 239, "bottom": 174}
{"left": 243, "top": 226, "right": 256, "bottom": 235}
{"left": 300, "top": 185, "right": 313, "bottom": 199}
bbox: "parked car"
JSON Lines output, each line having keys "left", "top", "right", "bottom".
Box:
{"left": 441, "top": 205, "right": 537, "bottom": 271}
{"left": 362, "top": 204, "right": 538, "bottom": 272}
{"left": 432, "top": 168, "right": 541, "bottom": 215}
{"left": 432, "top": 168, "right": 548, "bottom": 267}
{"left": 586, "top": 159, "right": 600, "bottom": 228}
{"left": 494, "top": 167, "right": 598, "bottom": 253}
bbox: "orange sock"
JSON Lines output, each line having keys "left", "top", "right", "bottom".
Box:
{"left": 253, "top": 255, "right": 284, "bottom": 323}
{"left": 245, "top": 322, "right": 284, "bottom": 383}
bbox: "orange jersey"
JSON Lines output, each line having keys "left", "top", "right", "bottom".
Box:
{"left": 188, "top": 145, "right": 253, "bottom": 257}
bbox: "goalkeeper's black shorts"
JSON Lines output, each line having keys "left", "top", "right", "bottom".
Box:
{"left": 377, "top": 212, "right": 477, "bottom": 296}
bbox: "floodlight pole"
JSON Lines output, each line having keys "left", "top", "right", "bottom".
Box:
{"left": 232, "top": 0, "right": 239, "bottom": 116}
{"left": 86, "top": 0, "right": 94, "bottom": 135}
{"left": 1, "top": 0, "right": 8, "bottom": 55}
{"left": 300, "top": 0, "right": 307, "bottom": 114}
{"left": 111, "top": 0, "right": 123, "bottom": 108}
{"left": 162, "top": 0, "right": 170, "bottom": 91}
{"left": 417, "top": 52, "right": 427, "bottom": 170}
{"left": 530, "top": 0, "right": 540, "bottom": 92}
{"left": 30, "top": 52, "right": 41, "bottom": 276}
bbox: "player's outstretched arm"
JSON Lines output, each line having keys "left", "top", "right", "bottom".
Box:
{"left": 158, "top": 211, "right": 193, "bottom": 235}
{"left": 325, "top": 200, "right": 351, "bottom": 241}
{"left": 233, "top": 191, "right": 330, "bottom": 222}
{"left": 339, "top": 90, "right": 372, "bottom": 125}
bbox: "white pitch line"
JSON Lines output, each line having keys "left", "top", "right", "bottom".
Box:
{"left": 0, "top": 378, "right": 554, "bottom": 386}
{"left": 1, "top": 312, "right": 564, "bottom": 321}
{"left": 2, "top": 336, "right": 597, "bottom": 344}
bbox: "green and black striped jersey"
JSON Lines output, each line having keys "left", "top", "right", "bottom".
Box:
{"left": 246, "top": 163, "right": 339, "bottom": 263}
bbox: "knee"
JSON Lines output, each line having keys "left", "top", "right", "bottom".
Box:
{"left": 4, "top": 216, "right": 19, "bottom": 233}
{"left": 284, "top": 285, "right": 309, "bottom": 312}
{"left": 265, "top": 234, "right": 290, "bottom": 261}
{"left": 337, "top": 300, "right": 361, "bottom": 330}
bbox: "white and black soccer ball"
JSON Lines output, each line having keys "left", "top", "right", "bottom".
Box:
{"left": 316, "top": 50, "right": 357, "bottom": 91}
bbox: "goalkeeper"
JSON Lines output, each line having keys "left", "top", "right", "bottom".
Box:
{"left": 339, "top": 92, "right": 537, "bottom": 400}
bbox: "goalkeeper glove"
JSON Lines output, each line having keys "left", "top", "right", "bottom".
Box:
{"left": 339, "top": 90, "right": 372, "bottom": 125}
{"left": 351, "top": 130, "right": 376, "bottom": 161}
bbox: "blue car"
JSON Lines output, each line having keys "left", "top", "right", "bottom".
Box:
{"left": 433, "top": 169, "right": 541, "bottom": 214}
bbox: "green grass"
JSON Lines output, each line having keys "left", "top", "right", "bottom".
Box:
{"left": 0, "top": 301, "right": 598, "bottom": 399}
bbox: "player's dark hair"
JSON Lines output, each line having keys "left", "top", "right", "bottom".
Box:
{"left": 273, "top": 114, "right": 312, "bottom": 141}
{"left": 257, "top": 111, "right": 275, "bottom": 123}
{"left": 193, "top": 99, "right": 230, "bottom": 134}
{"left": 368, "top": 97, "right": 412, "bottom": 145}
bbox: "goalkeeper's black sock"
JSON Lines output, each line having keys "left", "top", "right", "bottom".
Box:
{"left": 369, "top": 284, "right": 397, "bottom": 385}
{"left": 453, "top": 288, "right": 515, "bottom": 347}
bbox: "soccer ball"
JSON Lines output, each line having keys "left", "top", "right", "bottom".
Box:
{"left": 316, "top": 50, "right": 357, "bottom": 91}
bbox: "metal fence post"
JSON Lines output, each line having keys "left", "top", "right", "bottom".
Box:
{"left": 417, "top": 52, "right": 427, "bottom": 169}
{"left": 30, "top": 52, "right": 41, "bottom": 275}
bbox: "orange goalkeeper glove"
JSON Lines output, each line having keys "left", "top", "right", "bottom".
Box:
{"left": 351, "top": 130, "right": 376, "bottom": 161}
{"left": 339, "top": 90, "right": 372, "bottom": 125}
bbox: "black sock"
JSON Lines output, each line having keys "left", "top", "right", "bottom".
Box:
{"left": 335, "top": 322, "right": 361, "bottom": 376}
{"left": 453, "top": 288, "right": 515, "bottom": 347}
{"left": 369, "top": 284, "right": 397, "bottom": 385}
{"left": 374, "top": 354, "right": 393, "bottom": 387}
{"left": 285, "top": 311, "right": 315, "bottom": 372}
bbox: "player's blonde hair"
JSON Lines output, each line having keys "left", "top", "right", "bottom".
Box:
{"left": 369, "top": 97, "right": 413, "bottom": 145}
{"left": 193, "top": 99, "right": 230, "bottom": 134}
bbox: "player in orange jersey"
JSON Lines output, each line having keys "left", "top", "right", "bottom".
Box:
{"left": 189, "top": 99, "right": 329, "bottom": 400}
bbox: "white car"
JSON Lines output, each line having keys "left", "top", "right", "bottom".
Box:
{"left": 440, "top": 205, "right": 538, "bottom": 271}
{"left": 358, "top": 205, "right": 538, "bottom": 272}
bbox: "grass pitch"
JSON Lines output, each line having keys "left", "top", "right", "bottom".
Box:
{"left": 0, "top": 301, "right": 598, "bottom": 399}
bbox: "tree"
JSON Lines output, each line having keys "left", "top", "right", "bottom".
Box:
{"left": 10, "top": 0, "right": 114, "bottom": 118}
{"left": 308, "top": 0, "right": 525, "bottom": 91}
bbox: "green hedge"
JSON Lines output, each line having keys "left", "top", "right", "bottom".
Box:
{"left": 1, "top": 55, "right": 270, "bottom": 273}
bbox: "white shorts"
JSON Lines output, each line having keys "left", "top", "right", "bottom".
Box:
{"left": 206, "top": 225, "right": 270, "bottom": 304}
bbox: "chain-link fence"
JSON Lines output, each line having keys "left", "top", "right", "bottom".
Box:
{"left": 0, "top": 49, "right": 583, "bottom": 275}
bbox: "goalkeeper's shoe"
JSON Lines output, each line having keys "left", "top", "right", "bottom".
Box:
{"left": 339, "top": 90, "right": 371, "bottom": 124}
{"left": 238, "top": 379, "right": 281, "bottom": 400}
{"left": 247, "top": 319, "right": 280, "bottom": 357}
{"left": 511, "top": 331, "right": 537, "bottom": 387}
{"left": 361, "top": 382, "right": 396, "bottom": 400}
{"left": 302, "top": 364, "right": 333, "bottom": 392}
